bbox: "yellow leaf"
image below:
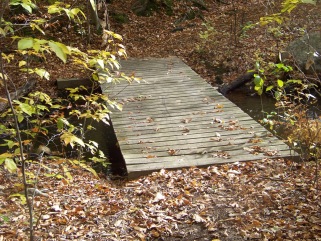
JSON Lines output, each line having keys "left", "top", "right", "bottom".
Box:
{"left": 60, "top": 133, "right": 84, "bottom": 148}
{"left": 19, "top": 60, "right": 27, "bottom": 67}
{"left": 5, "top": 158, "right": 17, "bottom": 173}
{"left": 0, "top": 97, "right": 8, "bottom": 103}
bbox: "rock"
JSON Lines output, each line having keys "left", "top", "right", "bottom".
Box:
{"left": 283, "top": 32, "right": 321, "bottom": 75}
{"left": 36, "top": 145, "right": 52, "bottom": 155}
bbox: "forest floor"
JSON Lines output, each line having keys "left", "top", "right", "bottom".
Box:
{"left": 1, "top": 0, "right": 321, "bottom": 240}
{"left": 1, "top": 158, "right": 320, "bottom": 240}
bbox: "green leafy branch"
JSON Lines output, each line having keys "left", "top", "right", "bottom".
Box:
{"left": 9, "top": 0, "right": 37, "bottom": 14}
{"left": 259, "top": 0, "right": 317, "bottom": 26}
{"left": 47, "top": 1, "right": 86, "bottom": 24}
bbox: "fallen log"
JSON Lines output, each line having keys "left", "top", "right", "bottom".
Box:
{"left": 218, "top": 72, "right": 254, "bottom": 95}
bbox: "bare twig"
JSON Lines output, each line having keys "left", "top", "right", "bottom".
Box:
{"left": 0, "top": 53, "right": 34, "bottom": 241}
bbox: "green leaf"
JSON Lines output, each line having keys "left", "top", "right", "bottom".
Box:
{"left": 92, "top": 73, "right": 99, "bottom": 81}
{"left": 21, "top": 3, "right": 32, "bottom": 13}
{"left": 34, "top": 38, "right": 47, "bottom": 47}
{"left": 301, "top": 0, "right": 316, "bottom": 4}
{"left": 19, "top": 102, "right": 35, "bottom": 116}
{"left": 49, "top": 41, "right": 67, "bottom": 63}
{"left": 286, "top": 79, "right": 302, "bottom": 85}
{"left": 57, "top": 118, "right": 68, "bottom": 130}
{"left": 0, "top": 28, "right": 5, "bottom": 37}
{"left": 266, "top": 85, "right": 274, "bottom": 91}
{"left": 34, "top": 68, "right": 50, "bottom": 80}
{"left": 275, "top": 63, "right": 292, "bottom": 72}
{"left": 3, "top": 139, "right": 16, "bottom": 149}
{"left": 274, "top": 90, "right": 282, "bottom": 100}
{"left": 0, "top": 153, "right": 13, "bottom": 163}
{"left": 5, "top": 158, "right": 17, "bottom": 173}
{"left": 36, "top": 104, "right": 49, "bottom": 112}
{"left": 70, "top": 8, "right": 86, "bottom": 20}
{"left": 17, "top": 114, "right": 24, "bottom": 123}
{"left": 51, "top": 104, "right": 61, "bottom": 109}
{"left": 9, "top": 193, "right": 26, "bottom": 205}
{"left": 30, "top": 23, "right": 45, "bottom": 35}
{"left": 254, "top": 74, "right": 264, "bottom": 87}
{"left": 63, "top": 8, "right": 72, "bottom": 19}
{"left": 56, "top": 41, "right": 70, "bottom": 54}
{"left": 277, "top": 79, "right": 284, "bottom": 88}
{"left": 257, "top": 88, "right": 263, "bottom": 95}
{"left": 48, "top": 6, "right": 60, "bottom": 14}
{"left": 254, "top": 86, "right": 261, "bottom": 91}
{"left": 18, "top": 38, "right": 34, "bottom": 50}
{"left": 14, "top": 148, "right": 21, "bottom": 155}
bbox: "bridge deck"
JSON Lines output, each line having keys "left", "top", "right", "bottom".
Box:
{"left": 102, "top": 57, "right": 296, "bottom": 178}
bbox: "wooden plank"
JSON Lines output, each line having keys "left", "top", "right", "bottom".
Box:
{"left": 124, "top": 147, "right": 292, "bottom": 164}
{"left": 115, "top": 127, "right": 267, "bottom": 144}
{"left": 119, "top": 138, "right": 287, "bottom": 155}
{"left": 112, "top": 114, "right": 260, "bottom": 129}
{"left": 118, "top": 130, "right": 273, "bottom": 148}
{"left": 111, "top": 105, "right": 252, "bottom": 120}
{"left": 125, "top": 149, "right": 295, "bottom": 178}
{"left": 107, "top": 85, "right": 220, "bottom": 97}
{"left": 116, "top": 128, "right": 270, "bottom": 141}
{"left": 102, "top": 56, "right": 297, "bottom": 178}
{"left": 107, "top": 86, "right": 216, "bottom": 99}
{"left": 113, "top": 98, "right": 234, "bottom": 111}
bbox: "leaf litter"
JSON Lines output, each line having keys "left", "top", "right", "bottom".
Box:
{"left": 1, "top": 158, "right": 321, "bottom": 240}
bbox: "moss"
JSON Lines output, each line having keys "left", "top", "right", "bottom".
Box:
{"left": 131, "top": 0, "right": 174, "bottom": 16}
{"left": 163, "top": 0, "right": 174, "bottom": 15}
{"left": 132, "top": 0, "right": 154, "bottom": 16}
{"left": 112, "top": 12, "right": 129, "bottom": 24}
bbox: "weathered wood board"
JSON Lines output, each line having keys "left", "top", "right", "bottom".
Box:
{"left": 102, "top": 56, "right": 297, "bottom": 178}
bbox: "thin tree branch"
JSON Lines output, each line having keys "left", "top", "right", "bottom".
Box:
{"left": 0, "top": 52, "right": 34, "bottom": 241}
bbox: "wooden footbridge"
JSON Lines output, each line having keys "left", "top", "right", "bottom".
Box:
{"left": 102, "top": 56, "right": 296, "bottom": 178}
